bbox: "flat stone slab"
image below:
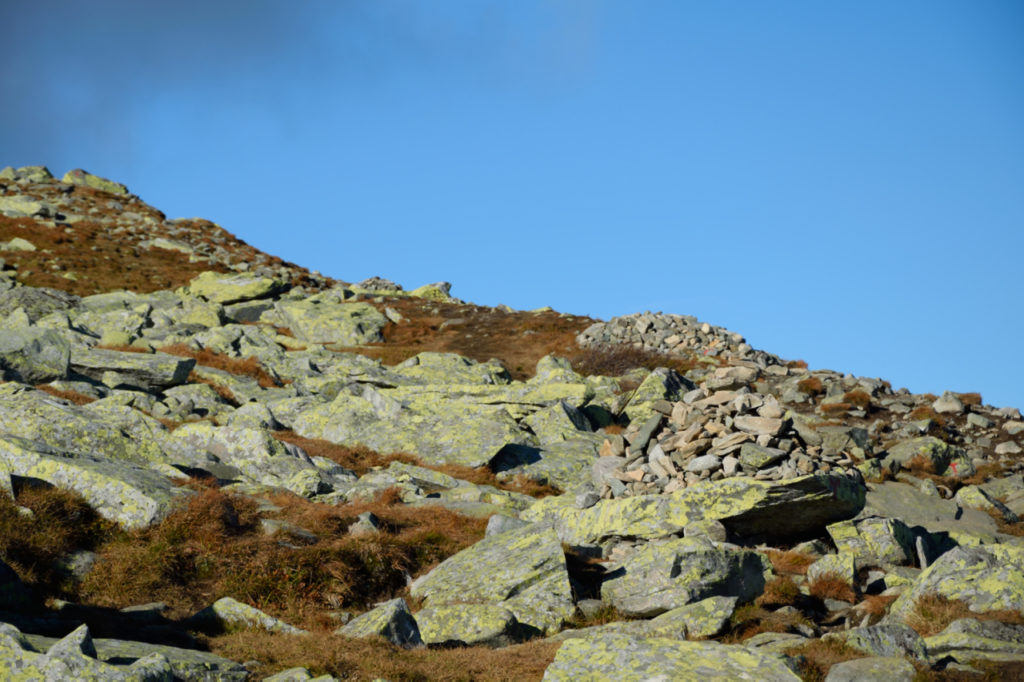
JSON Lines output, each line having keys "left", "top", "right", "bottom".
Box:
{"left": 71, "top": 346, "right": 195, "bottom": 391}
{"left": 542, "top": 632, "right": 800, "bottom": 681}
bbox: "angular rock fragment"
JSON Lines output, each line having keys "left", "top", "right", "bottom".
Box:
{"left": 416, "top": 604, "right": 521, "bottom": 647}
{"left": 334, "top": 598, "right": 422, "bottom": 647}
{"left": 69, "top": 347, "right": 195, "bottom": 391}
{"left": 410, "top": 522, "right": 574, "bottom": 635}
{"left": 0, "top": 326, "right": 69, "bottom": 383}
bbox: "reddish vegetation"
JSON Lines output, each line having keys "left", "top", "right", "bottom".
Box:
{"left": 808, "top": 572, "right": 856, "bottom": 603}
{"left": 159, "top": 345, "right": 286, "bottom": 389}
{"left": 33, "top": 384, "right": 97, "bottom": 405}
{"left": 797, "top": 376, "right": 824, "bottom": 397}
{"left": 905, "top": 593, "right": 1024, "bottom": 637}
{"left": 763, "top": 549, "right": 816, "bottom": 575}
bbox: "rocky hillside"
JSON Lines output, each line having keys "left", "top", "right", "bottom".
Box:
{"left": 1, "top": 165, "right": 1023, "bottom": 681}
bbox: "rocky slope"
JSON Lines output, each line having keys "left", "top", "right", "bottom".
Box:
{"left": 1, "top": 165, "right": 1023, "bottom": 680}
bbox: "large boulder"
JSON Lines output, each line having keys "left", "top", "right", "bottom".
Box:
{"left": 334, "top": 598, "right": 422, "bottom": 647}
{"left": 189, "top": 597, "right": 305, "bottom": 635}
{"left": 292, "top": 385, "right": 535, "bottom": 468}
{"left": 0, "top": 434, "right": 183, "bottom": 529}
{"left": 600, "top": 537, "right": 770, "bottom": 617}
{"left": 184, "top": 271, "right": 286, "bottom": 305}
{"left": 542, "top": 632, "right": 800, "bottom": 681}
{"left": 273, "top": 299, "right": 387, "bottom": 345}
{"left": 410, "top": 522, "right": 574, "bottom": 635}
{"left": 924, "top": 618, "right": 1024, "bottom": 664}
{"left": 391, "top": 352, "right": 511, "bottom": 386}
{"left": 0, "top": 326, "right": 69, "bottom": 383}
{"left": 888, "top": 544, "right": 1024, "bottom": 622}
{"left": 522, "top": 472, "right": 866, "bottom": 546}
{"left": 62, "top": 168, "right": 130, "bottom": 194}
{"left": 0, "top": 623, "right": 172, "bottom": 681}
{"left": 70, "top": 347, "right": 195, "bottom": 391}
{"left": 415, "top": 604, "right": 521, "bottom": 647}
{"left": 0, "top": 286, "right": 80, "bottom": 323}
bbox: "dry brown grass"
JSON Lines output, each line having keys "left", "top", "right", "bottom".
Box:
{"left": 784, "top": 638, "right": 865, "bottom": 682}
{"left": 797, "top": 376, "right": 825, "bottom": 398}
{"left": 858, "top": 593, "right": 898, "bottom": 618}
{"left": 160, "top": 345, "right": 284, "bottom": 388}
{"left": 908, "top": 406, "right": 946, "bottom": 428}
{"left": 721, "top": 603, "right": 813, "bottom": 644}
{"left": 764, "top": 549, "right": 817, "bottom": 576}
{"left": 94, "top": 344, "right": 151, "bottom": 353}
{"left": 905, "top": 593, "right": 1024, "bottom": 637}
{"left": 957, "top": 392, "right": 983, "bottom": 406}
{"left": 0, "top": 486, "right": 113, "bottom": 597}
{"left": 333, "top": 297, "right": 595, "bottom": 381}
{"left": 900, "top": 456, "right": 1007, "bottom": 494}
{"left": 756, "top": 576, "right": 802, "bottom": 608}
{"left": 987, "top": 507, "right": 1024, "bottom": 537}
{"left": 842, "top": 390, "right": 872, "bottom": 410}
{"left": 207, "top": 631, "right": 559, "bottom": 681}
{"left": 820, "top": 402, "right": 854, "bottom": 416}
{"left": 33, "top": 384, "right": 97, "bottom": 405}
{"left": 567, "top": 345, "right": 702, "bottom": 379}
{"left": 80, "top": 487, "right": 487, "bottom": 629}
{"left": 271, "top": 432, "right": 560, "bottom": 497}
{"left": 808, "top": 572, "right": 856, "bottom": 603}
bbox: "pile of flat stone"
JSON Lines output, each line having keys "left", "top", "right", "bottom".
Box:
{"left": 594, "top": 364, "right": 865, "bottom": 499}
{"left": 577, "top": 311, "right": 780, "bottom": 366}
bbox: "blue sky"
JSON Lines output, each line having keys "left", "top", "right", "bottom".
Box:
{"left": 2, "top": 1, "right": 1023, "bottom": 409}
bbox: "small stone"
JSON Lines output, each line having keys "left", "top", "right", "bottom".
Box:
{"left": 995, "top": 441, "right": 1022, "bottom": 455}
{"left": 686, "top": 454, "right": 722, "bottom": 473}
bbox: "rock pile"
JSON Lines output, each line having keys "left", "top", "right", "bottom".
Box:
{"left": 1, "top": 167, "right": 1023, "bottom": 680}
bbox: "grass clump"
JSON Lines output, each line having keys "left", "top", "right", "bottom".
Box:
{"left": 808, "top": 572, "right": 856, "bottom": 603}
{"left": 756, "top": 576, "right": 803, "bottom": 608}
{"left": 0, "top": 486, "right": 113, "bottom": 598}
{"left": 797, "top": 376, "right": 825, "bottom": 398}
{"left": 721, "top": 603, "right": 813, "bottom": 644}
{"left": 33, "top": 384, "right": 97, "bottom": 405}
{"left": 567, "top": 345, "right": 701, "bottom": 379}
{"left": 207, "top": 631, "right": 559, "bottom": 681}
{"left": 81, "top": 487, "right": 487, "bottom": 630}
{"left": 784, "top": 638, "right": 864, "bottom": 682}
{"left": 764, "top": 549, "right": 818, "bottom": 575}
{"left": 159, "top": 345, "right": 285, "bottom": 388}
{"left": 906, "top": 593, "right": 1024, "bottom": 637}
{"left": 842, "top": 389, "right": 872, "bottom": 411}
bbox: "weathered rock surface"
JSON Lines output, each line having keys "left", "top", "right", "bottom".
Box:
{"left": 410, "top": 522, "right": 574, "bottom": 635}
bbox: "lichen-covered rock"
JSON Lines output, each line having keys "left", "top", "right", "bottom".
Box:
{"left": 415, "top": 604, "right": 521, "bottom": 647}
{"left": 190, "top": 597, "right": 306, "bottom": 635}
{"left": 0, "top": 623, "right": 173, "bottom": 681}
{"left": 827, "top": 516, "right": 917, "bottom": 566}
{"left": 70, "top": 346, "right": 195, "bottom": 391}
{"left": 824, "top": 656, "right": 916, "bottom": 682}
{"left": 601, "top": 537, "right": 769, "bottom": 617}
{"left": 23, "top": 628, "right": 249, "bottom": 681}
{"left": 273, "top": 299, "right": 387, "bottom": 345}
{"left": 0, "top": 384, "right": 181, "bottom": 469}
{"left": 889, "top": 545, "right": 1024, "bottom": 622}
{"left": 0, "top": 434, "right": 183, "bottom": 529}
{"left": 410, "top": 522, "right": 574, "bottom": 635}
{"left": 0, "top": 286, "right": 81, "bottom": 323}
{"left": 182, "top": 270, "right": 286, "bottom": 305}
{"left": 392, "top": 352, "right": 511, "bottom": 386}
{"left": 522, "top": 472, "right": 866, "bottom": 546}
{"left": 490, "top": 438, "right": 602, "bottom": 491}
{"left": 622, "top": 368, "right": 694, "bottom": 423}
{"left": 62, "top": 168, "right": 130, "bottom": 194}
{"left": 645, "top": 595, "right": 738, "bottom": 639}
{"left": 0, "top": 325, "right": 70, "bottom": 383}
{"left": 542, "top": 632, "right": 801, "bottom": 681}
{"left": 924, "top": 618, "right": 1024, "bottom": 663}
{"left": 173, "top": 423, "right": 337, "bottom": 495}
{"left": 334, "top": 598, "right": 422, "bottom": 647}
{"left": 882, "top": 437, "right": 968, "bottom": 477}
{"left": 824, "top": 623, "right": 927, "bottom": 659}
{"left": 807, "top": 552, "right": 858, "bottom": 588}
{"left": 861, "top": 481, "right": 1001, "bottom": 548}
{"left": 292, "top": 386, "right": 534, "bottom": 468}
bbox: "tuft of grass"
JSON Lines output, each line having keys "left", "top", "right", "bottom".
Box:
{"left": 0, "top": 487, "right": 113, "bottom": 598}
{"left": 842, "top": 390, "right": 872, "bottom": 411}
{"left": 722, "top": 603, "right": 813, "bottom": 644}
{"left": 564, "top": 603, "right": 630, "bottom": 630}
{"left": 95, "top": 344, "right": 150, "bottom": 354}
{"left": 206, "top": 631, "right": 559, "bottom": 681}
{"left": 987, "top": 506, "right": 1024, "bottom": 537}
{"left": 820, "top": 402, "right": 854, "bottom": 416}
{"left": 33, "top": 384, "right": 97, "bottom": 405}
{"left": 756, "top": 576, "right": 802, "bottom": 608}
{"left": 187, "top": 372, "right": 240, "bottom": 406}
{"left": 808, "top": 572, "right": 856, "bottom": 603}
{"left": 764, "top": 549, "right": 817, "bottom": 576}
{"left": 905, "top": 593, "right": 1024, "bottom": 637}
{"left": 81, "top": 487, "right": 487, "bottom": 629}
{"left": 957, "top": 392, "right": 983, "bottom": 406}
{"left": 160, "top": 345, "right": 285, "bottom": 388}
{"left": 784, "top": 638, "right": 864, "bottom": 682}
{"left": 797, "top": 376, "right": 824, "bottom": 398}
{"left": 858, "top": 594, "right": 898, "bottom": 618}
{"left": 567, "top": 345, "right": 702, "bottom": 379}
{"left": 908, "top": 406, "right": 946, "bottom": 428}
